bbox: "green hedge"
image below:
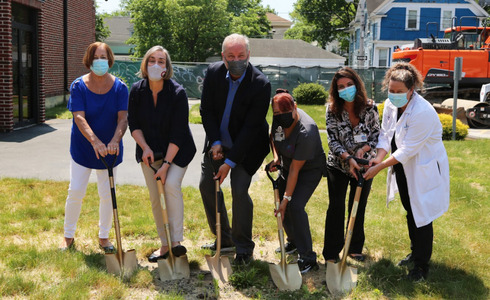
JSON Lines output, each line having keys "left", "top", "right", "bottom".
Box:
{"left": 439, "top": 113, "right": 469, "bottom": 140}
{"left": 292, "top": 83, "right": 328, "bottom": 105}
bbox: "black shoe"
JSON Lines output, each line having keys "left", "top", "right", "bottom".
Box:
{"left": 406, "top": 267, "right": 428, "bottom": 282}
{"left": 233, "top": 253, "right": 253, "bottom": 266}
{"left": 275, "top": 242, "right": 297, "bottom": 255}
{"left": 171, "top": 245, "right": 187, "bottom": 257}
{"left": 398, "top": 253, "right": 414, "bottom": 266}
{"left": 99, "top": 243, "right": 116, "bottom": 254}
{"left": 201, "top": 240, "right": 235, "bottom": 253}
{"left": 148, "top": 250, "right": 168, "bottom": 263}
{"left": 348, "top": 253, "right": 365, "bottom": 262}
{"left": 297, "top": 259, "right": 319, "bottom": 274}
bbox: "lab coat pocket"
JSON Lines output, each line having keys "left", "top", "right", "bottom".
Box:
{"left": 416, "top": 159, "right": 442, "bottom": 194}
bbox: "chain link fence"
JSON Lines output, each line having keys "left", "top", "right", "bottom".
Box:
{"left": 111, "top": 60, "right": 389, "bottom": 103}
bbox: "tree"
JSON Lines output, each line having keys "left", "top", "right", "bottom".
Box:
{"left": 284, "top": 3, "right": 315, "bottom": 43}
{"left": 228, "top": 0, "right": 271, "bottom": 38}
{"left": 95, "top": 12, "right": 111, "bottom": 42}
{"left": 294, "top": 0, "right": 357, "bottom": 48}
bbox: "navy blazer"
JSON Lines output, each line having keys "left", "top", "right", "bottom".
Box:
{"left": 200, "top": 61, "right": 271, "bottom": 176}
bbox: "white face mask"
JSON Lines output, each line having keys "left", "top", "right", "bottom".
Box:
{"left": 147, "top": 63, "right": 166, "bottom": 81}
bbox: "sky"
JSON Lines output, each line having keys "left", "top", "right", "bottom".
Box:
{"left": 95, "top": 0, "right": 296, "bottom": 21}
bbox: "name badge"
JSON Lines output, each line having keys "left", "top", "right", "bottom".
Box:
{"left": 354, "top": 134, "right": 367, "bottom": 143}
{"left": 275, "top": 126, "right": 285, "bottom": 142}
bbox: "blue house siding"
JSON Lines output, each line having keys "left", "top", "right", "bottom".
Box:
{"left": 380, "top": 6, "right": 478, "bottom": 41}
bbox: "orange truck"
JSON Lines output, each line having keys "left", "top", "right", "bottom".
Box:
{"left": 392, "top": 20, "right": 490, "bottom": 128}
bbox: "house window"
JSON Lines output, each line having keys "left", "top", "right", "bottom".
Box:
{"left": 407, "top": 10, "right": 418, "bottom": 30}
{"left": 442, "top": 10, "right": 453, "bottom": 30}
{"left": 378, "top": 48, "right": 388, "bottom": 67}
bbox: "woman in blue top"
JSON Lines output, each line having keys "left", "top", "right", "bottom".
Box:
{"left": 60, "top": 42, "right": 129, "bottom": 252}
{"left": 128, "top": 46, "right": 196, "bottom": 262}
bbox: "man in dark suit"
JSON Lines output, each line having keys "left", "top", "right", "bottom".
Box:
{"left": 199, "top": 33, "right": 271, "bottom": 265}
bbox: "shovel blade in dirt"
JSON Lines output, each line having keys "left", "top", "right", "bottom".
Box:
{"left": 269, "top": 262, "right": 302, "bottom": 291}
{"left": 105, "top": 249, "right": 138, "bottom": 277}
{"left": 205, "top": 253, "right": 232, "bottom": 284}
{"left": 157, "top": 254, "right": 190, "bottom": 281}
{"left": 326, "top": 261, "right": 358, "bottom": 293}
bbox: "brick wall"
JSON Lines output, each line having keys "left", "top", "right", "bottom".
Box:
{"left": 0, "top": 0, "right": 95, "bottom": 132}
{"left": 0, "top": 2, "right": 13, "bottom": 131}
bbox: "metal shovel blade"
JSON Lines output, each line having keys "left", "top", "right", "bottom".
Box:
{"left": 206, "top": 253, "right": 232, "bottom": 284}
{"left": 326, "top": 261, "right": 358, "bottom": 293}
{"left": 269, "top": 262, "right": 302, "bottom": 291}
{"left": 157, "top": 254, "right": 190, "bottom": 281}
{"left": 105, "top": 249, "right": 138, "bottom": 277}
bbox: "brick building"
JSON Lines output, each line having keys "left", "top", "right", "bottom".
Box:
{"left": 1, "top": 0, "right": 95, "bottom": 132}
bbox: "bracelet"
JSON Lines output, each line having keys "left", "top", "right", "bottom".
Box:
{"left": 163, "top": 160, "right": 172, "bottom": 165}
{"left": 283, "top": 195, "right": 292, "bottom": 201}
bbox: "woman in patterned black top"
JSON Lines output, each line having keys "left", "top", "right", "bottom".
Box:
{"left": 323, "top": 67, "right": 380, "bottom": 263}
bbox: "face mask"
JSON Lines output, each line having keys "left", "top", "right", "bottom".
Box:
{"left": 338, "top": 85, "right": 357, "bottom": 102}
{"left": 388, "top": 92, "right": 409, "bottom": 108}
{"left": 274, "top": 112, "right": 294, "bottom": 128}
{"left": 90, "top": 59, "right": 109, "bottom": 76}
{"left": 147, "top": 63, "right": 166, "bottom": 81}
{"left": 226, "top": 58, "right": 248, "bottom": 77}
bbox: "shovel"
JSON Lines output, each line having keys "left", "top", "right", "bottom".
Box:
{"left": 326, "top": 157, "right": 369, "bottom": 294}
{"left": 265, "top": 163, "right": 302, "bottom": 291}
{"left": 100, "top": 155, "right": 138, "bottom": 278}
{"left": 205, "top": 151, "right": 232, "bottom": 284}
{"left": 149, "top": 154, "right": 190, "bottom": 281}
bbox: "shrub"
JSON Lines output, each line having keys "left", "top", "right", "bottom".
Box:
{"left": 438, "top": 113, "right": 469, "bottom": 140}
{"left": 292, "top": 83, "right": 328, "bottom": 105}
{"left": 377, "top": 101, "right": 385, "bottom": 122}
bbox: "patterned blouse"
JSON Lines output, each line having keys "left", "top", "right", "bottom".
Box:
{"left": 326, "top": 104, "right": 380, "bottom": 176}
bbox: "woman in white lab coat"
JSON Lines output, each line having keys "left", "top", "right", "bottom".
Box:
{"left": 363, "top": 62, "right": 449, "bottom": 282}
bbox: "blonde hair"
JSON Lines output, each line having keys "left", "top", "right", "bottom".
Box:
{"left": 138, "top": 46, "right": 173, "bottom": 80}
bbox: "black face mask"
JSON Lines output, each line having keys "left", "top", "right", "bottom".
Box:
{"left": 274, "top": 112, "right": 294, "bottom": 128}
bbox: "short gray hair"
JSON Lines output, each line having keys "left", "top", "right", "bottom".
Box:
{"left": 222, "top": 33, "right": 250, "bottom": 53}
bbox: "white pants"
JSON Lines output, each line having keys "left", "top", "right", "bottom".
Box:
{"left": 141, "top": 160, "right": 187, "bottom": 246}
{"left": 64, "top": 158, "right": 116, "bottom": 239}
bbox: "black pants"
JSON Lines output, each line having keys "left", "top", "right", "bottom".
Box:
{"left": 278, "top": 167, "right": 322, "bottom": 262}
{"left": 323, "top": 166, "right": 373, "bottom": 260}
{"left": 393, "top": 163, "right": 433, "bottom": 272}
{"left": 199, "top": 153, "right": 254, "bottom": 255}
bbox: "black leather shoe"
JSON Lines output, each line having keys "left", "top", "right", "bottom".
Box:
{"left": 201, "top": 240, "right": 235, "bottom": 253}
{"left": 398, "top": 253, "right": 414, "bottom": 266}
{"left": 233, "top": 253, "right": 253, "bottom": 266}
{"left": 275, "top": 242, "right": 297, "bottom": 255}
{"left": 171, "top": 245, "right": 187, "bottom": 257}
{"left": 406, "top": 267, "right": 428, "bottom": 282}
{"left": 148, "top": 250, "right": 169, "bottom": 263}
{"left": 348, "top": 253, "right": 365, "bottom": 262}
{"left": 99, "top": 243, "right": 116, "bottom": 254}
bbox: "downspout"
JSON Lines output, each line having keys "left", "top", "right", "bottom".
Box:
{"left": 63, "top": 0, "right": 68, "bottom": 103}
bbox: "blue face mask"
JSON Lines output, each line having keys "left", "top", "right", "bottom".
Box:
{"left": 338, "top": 85, "right": 357, "bottom": 102}
{"left": 388, "top": 92, "right": 409, "bottom": 107}
{"left": 90, "top": 59, "right": 109, "bottom": 76}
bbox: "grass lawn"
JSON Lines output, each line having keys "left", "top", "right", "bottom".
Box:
{"left": 0, "top": 135, "right": 489, "bottom": 299}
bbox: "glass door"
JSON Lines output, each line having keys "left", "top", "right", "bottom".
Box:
{"left": 12, "top": 3, "right": 37, "bottom": 127}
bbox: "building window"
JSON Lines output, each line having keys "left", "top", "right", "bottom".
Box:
{"left": 378, "top": 48, "right": 388, "bottom": 67}
{"left": 407, "top": 9, "right": 418, "bottom": 30}
{"left": 442, "top": 10, "right": 453, "bottom": 30}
